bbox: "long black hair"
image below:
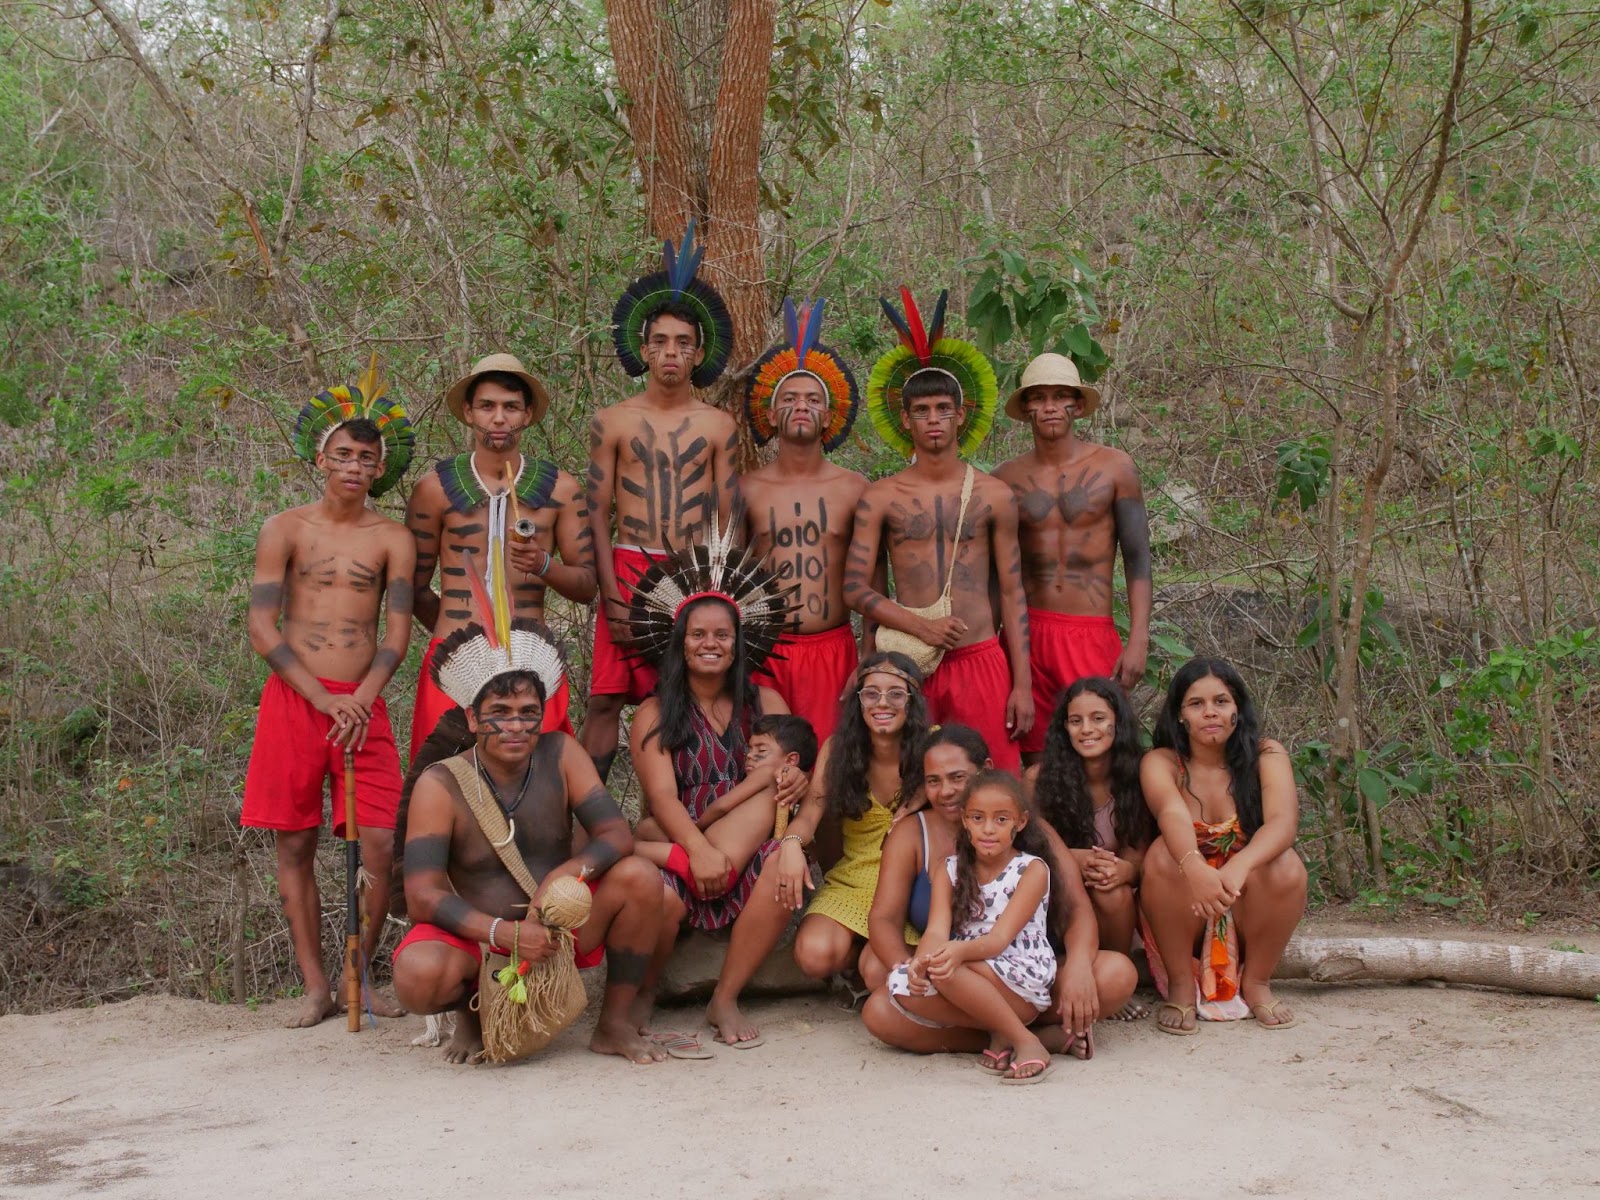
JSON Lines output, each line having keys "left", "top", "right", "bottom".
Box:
{"left": 949, "top": 769, "right": 1057, "bottom": 943}
{"left": 1151, "top": 657, "right": 1266, "bottom": 837}
{"left": 645, "top": 596, "right": 754, "bottom": 756}
{"left": 822, "top": 651, "right": 929, "bottom": 821}
{"left": 1034, "top": 677, "right": 1154, "bottom": 852}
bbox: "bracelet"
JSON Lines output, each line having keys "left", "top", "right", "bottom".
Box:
{"left": 536, "top": 549, "right": 552, "bottom": 576}
{"left": 487, "top": 917, "right": 504, "bottom": 953}
{"left": 1177, "top": 850, "right": 1202, "bottom": 874}
{"left": 780, "top": 834, "right": 804, "bottom": 849}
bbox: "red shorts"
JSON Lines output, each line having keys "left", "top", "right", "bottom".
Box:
{"left": 590, "top": 545, "right": 669, "bottom": 702}
{"left": 1020, "top": 611, "right": 1124, "bottom": 754}
{"left": 241, "top": 675, "right": 402, "bottom": 836}
{"left": 394, "top": 882, "right": 604, "bottom": 970}
{"left": 922, "top": 637, "right": 1022, "bottom": 774}
{"left": 409, "top": 636, "right": 573, "bottom": 763}
{"left": 753, "top": 624, "right": 858, "bottom": 745}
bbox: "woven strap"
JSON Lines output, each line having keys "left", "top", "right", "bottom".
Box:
{"left": 935, "top": 465, "right": 976, "bottom": 603}
{"left": 440, "top": 756, "right": 541, "bottom": 900}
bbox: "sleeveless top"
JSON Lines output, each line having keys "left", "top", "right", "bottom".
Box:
{"left": 907, "top": 812, "right": 932, "bottom": 934}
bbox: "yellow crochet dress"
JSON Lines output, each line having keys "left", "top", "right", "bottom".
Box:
{"left": 807, "top": 791, "right": 909, "bottom": 940}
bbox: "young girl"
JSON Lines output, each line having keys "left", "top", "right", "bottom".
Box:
{"left": 887, "top": 770, "right": 1058, "bottom": 1085}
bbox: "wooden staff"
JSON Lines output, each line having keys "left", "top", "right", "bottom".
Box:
{"left": 343, "top": 747, "right": 363, "bottom": 1033}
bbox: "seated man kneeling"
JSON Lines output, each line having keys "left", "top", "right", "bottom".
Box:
{"left": 393, "top": 621, "right": 667, "bottom": 1065}
{"left": 633, "top": 713, "right": 818, "bottom": 893}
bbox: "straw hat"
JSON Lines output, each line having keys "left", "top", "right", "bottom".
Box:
{"left": 445, "top": 353, "right": 550, "bottom": 425}
{"left": 1004, "top": 353, "right": 1101, "bottom": 422}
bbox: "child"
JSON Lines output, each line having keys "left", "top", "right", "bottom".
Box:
{"left": 888, "top": 769, "right": 1058, "bottom": 1084}
{"left": 635, "top": 714, "right": 818, "bottom": 896}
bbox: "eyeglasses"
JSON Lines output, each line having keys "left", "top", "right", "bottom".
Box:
{"left": 858, "top": 687, "right": 911, "bottom": 708}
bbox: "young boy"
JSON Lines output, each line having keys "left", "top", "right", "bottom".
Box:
{"left": 633, "top": 714, "right": 819, "bottom": 896}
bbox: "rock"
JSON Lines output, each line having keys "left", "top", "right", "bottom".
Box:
{"left": 579, "top": 925, "right": 827, "bottom": 1006}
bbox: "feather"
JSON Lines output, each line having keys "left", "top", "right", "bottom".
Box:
{"left": 900, "top": 287, "right": 931, "bottom": 363}
{"left": 927, "top": 290, "right": 949, "bottom": 347}
{"left": 666, "top": 218, "right": 704, "bottom": 297}
{"left": 795, "top": 298, "right": 823, "bottom": 365}
{"left": 879, "top": 295, "right": 916, "bottom": 353}
{"left": 783, "top": 297, "right": 800, "bottom": 353}
{"left": 356, "top": 351, "right": 387, "bottom": 406}
{"left": 461, "top": 550, "right": 500, "bottom": 651}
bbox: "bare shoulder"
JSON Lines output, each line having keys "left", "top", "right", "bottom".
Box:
{"left": 1143, "top": 746, "right": 1182, "bottom": 776}
{"left": 990, "top": 451, "right": 1036, "bottom": 486}
{"left": 633, "top": 696, "right": 662, "bottom": 732}
{"left": 1258, "top": 738, "right": 1289, "bottom": 758}
{"left": 972, "top": 467, "right": 1016, "bottom": 507}
{"left": 701, "top": 404, "right": 738, "bottom": 436}
{"left": 1084, "top": 441, "right": 1139, "bottom": 481}
{"left": 829, "top": 463, "right": 870, "bottom": 495}
{"left": 552, "top": 467, "right": 584, "bottom": 503}
{"left": 757, "top": 685, "right": 788, "bottom": 715}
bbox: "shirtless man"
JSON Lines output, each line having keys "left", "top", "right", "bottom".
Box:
{"left": 993, "top": 354, "right": 1150, "bottom": 765}
{"left": 393, "top": 664, "right": 667, "bottom": 1065}
{"left": 580, "top": 299, "right": 739, "bottom": 779}
{"left": 405, "top": 354, "right": 594, "bottom": 761}
{"left": 743, "top": 369, "right": 868, "bottom": 746}
{"left": 243, "top": 415, "right": 414, "bottom": 1027}
{"left": 844, "top": 370, "right": 1032, "bottom": 773}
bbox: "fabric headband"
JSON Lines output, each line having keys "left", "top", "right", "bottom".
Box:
{"left": 859, "top": 661, "right": 920, "bottom": 690}
{"left": 316, "top": 420, "right": 388, "bottom": 459}
{"left": 674, "top": 589, "right": 739, "bottom": 619}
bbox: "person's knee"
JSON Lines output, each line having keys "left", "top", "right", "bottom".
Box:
{"left": 1091, "top": 883, "right": 1135, "bottom": 918}
{"left": 392, "top": 946, "right": 468, "bottom": 1013}
{"left": 1258, "top": 849, "right": 1309, "bottom": 899}
{"left": 1093, "top": 949, "right": 1138, "bottom": 1002}
{"left": 361, "top": 827, "right": 396, "bottom": 867}
{"left": 586, "top": 693, "right": 624, "bottom": 721}
{"left": 793, "top": 925, "right": 848, "bottom": 980}
{"left": 604, "top": 855, "right": 664, "bottom": 908}
{"left": 276, "top": 829, "right": 318, "bottom": 870}
{"left": 859, "top": 946, "right": 888, "bottom": 991}
{"left": 861, "top": 990, "right": 902, "bottom": 1046}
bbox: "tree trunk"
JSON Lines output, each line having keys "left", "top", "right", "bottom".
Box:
{"left": 604, "top": 0, "right": 698, "bottom": 239}
{"left": 1277, "top": 935, "right": 1600, "bottom": 1000}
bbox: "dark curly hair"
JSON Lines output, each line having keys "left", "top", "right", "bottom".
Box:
{"left": 645, "top": 596, "right": 755, "bottom": 756}
{"left": 1034, "top": 677, "right": 1154, "bottom": 853}
{"left": 949, "top": 769, "right": 1056, "bottom": 942}
{"left": 822, "top": 651, "right": 929, "bottom": 821}
{"left": 1151, "top": 657, "right": 1266, "bottom": 837}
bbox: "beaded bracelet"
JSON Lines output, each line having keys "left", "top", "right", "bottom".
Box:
{"left": 487, "top": 917, "right": 504, "bottom": 953}
{"left": 1177, "top": 849, "right": 1202, "bottom": 874}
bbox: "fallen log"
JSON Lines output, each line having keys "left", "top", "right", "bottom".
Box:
{"left": 1278, "top": 935, "right": 1600, "bottom": 1000}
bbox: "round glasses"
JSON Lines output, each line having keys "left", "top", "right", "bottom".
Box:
{"left": 858, "top": 687, "right": 911, "bottom": 709}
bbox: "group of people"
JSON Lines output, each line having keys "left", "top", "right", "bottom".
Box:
{"left": 240, "top": 228, "right": 1307, "bottom": 1080}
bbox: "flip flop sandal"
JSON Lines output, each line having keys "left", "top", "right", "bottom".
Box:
{"left": 1000, "top": 1058, "right": 1052, "bottom": 1086}
{"left": 1154, "top": 1002, "right": 1199, "bottom": 1036}
{"left": 1250, "top": 1001, "right": 1298, "bottom": 1030}
{"left": 834, "top": 981, "right": 872, "bottom": 1012}
{"left": 712, "top": 1029, "right": 767, "bottom": 1050}
{"left": 648, "top": 1030, "right": 714, "bottom": 1060}
{"left": 976, "top": 1048, "right": 1014, "bottom": 1075}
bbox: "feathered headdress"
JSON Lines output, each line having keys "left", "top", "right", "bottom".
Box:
{"left": 617, "top": 515, "right": 801, "bottom": 672}
{"left": 431, "top": 543, "right": 567, "bottom": 711}
{"left": 745, "top": 297, "right": 860, "bottom": 452}
{"left": 865, "top": 288, "right": 998, "bottom": 459}
{"left": 292, "top": 354, "right": 416, "bottom": 497}
{"left": 611, "top": 219, "right": 734, "bottom": 388}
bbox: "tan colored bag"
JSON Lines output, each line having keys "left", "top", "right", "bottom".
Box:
{"left": 440, "top": 756, "right": 588, "bottom": 1064}
{"left": 874, "top": 465, "right": 975, "bottom": 678}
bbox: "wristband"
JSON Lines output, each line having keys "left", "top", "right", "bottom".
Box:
{"left": 780, "top": 834, "right": 804, "bottom": 849}
{"left": 1177, "top": 850, "right": 1202, "bottom": 874}
{"left": 487, "top": 917, "right": 504, "bottom": 953}
{"left": 536, "top": 549, "right": 552, "bottom": 576}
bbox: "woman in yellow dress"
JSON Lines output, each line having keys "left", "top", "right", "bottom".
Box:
{"left": 793, "top": 652, "right": 931, "bottom": 982}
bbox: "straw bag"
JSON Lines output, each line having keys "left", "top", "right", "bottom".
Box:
{"left": 440, "top": 757, "right": 588, "bottom": 1064}
{"left": 874, "top": 465, "right": 974, "bottom": 678}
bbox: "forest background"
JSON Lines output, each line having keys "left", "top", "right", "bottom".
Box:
{"left": 0, "top": 0, "right": 1596, "bottom": 1012}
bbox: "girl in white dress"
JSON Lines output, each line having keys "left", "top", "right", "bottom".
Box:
{"left": 888, "top": 769, "right": 1057, "bottom": 1084}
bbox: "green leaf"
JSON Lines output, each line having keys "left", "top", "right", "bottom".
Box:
{"left": 1451, "top": 350, "right": 1476, "bottom": 378}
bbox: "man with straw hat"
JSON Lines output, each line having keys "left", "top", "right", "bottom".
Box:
{"left": 392, "top": 608, "right": 668, "bottom": 1066}
{"left": 740, "top": 296, "right": 868, "bottom": 746}
{"left": 579, "top": 221, "right": 740, "bottom": 781}
{"left": 844, "top": 288, "right": 1032, "bottom": 773}
{"left": 242, "top": 358, "right": 416, "bottom": 1028}
{"left": 994, "top": 353, "right": 1151, "bottom": 765}
{"left": 404, "top": 352, "right": 595, "bottom": 764}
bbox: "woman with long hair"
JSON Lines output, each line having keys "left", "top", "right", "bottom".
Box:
{"left": 1139, "top": 657, "right": 1307, "bottom": 1035}
{"left": 1027, "top": 678, "right": 1155, "bottom": 965}
{"left": 791, "top": 651, "right": 931, "bottom": 983}
{"left": 861, "top": 724, "right": 995, "bottom": 990}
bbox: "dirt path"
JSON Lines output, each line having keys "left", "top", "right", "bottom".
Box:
{"left": 3, "top": 948, "right": 1598, "bottom": 1198}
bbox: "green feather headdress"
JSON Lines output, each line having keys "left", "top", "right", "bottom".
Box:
{"left": 865, "top": 288, "right": 997, "bottom": 459}
{"left": 292, "top": 355, "right": 416, "bottom": 497}
{"left": 611, "top": 220, "right": 734, "bottom": 387}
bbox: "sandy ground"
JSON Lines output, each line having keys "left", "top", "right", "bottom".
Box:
{"left": 3, "top": 933, "right": 1599, "bottom": 1200}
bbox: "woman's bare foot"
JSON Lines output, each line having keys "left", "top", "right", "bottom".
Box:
{"left": 1241, "top": 979, "right": 1296, "bottom": 1027}
{"left": 1109, "top": 998, "right": 1149, "bottom": 1021}
{"left": 443, "top": 1008, "right": 483, "bottom": 1064}
{"left": 705, "top": 996, "right": 763, "bottom": 1048}
{"left": 590, "top": 1014, "right": 667, "bottom": 1064}
{"left": 1004, "top": 1032, "right": 1050, "bottom": 1081}
{"left": 629, "top": 989, "right": 658, "bottom": 1036}
{"left": 286, "top": 989, "right": 337, "bottom": 1029}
